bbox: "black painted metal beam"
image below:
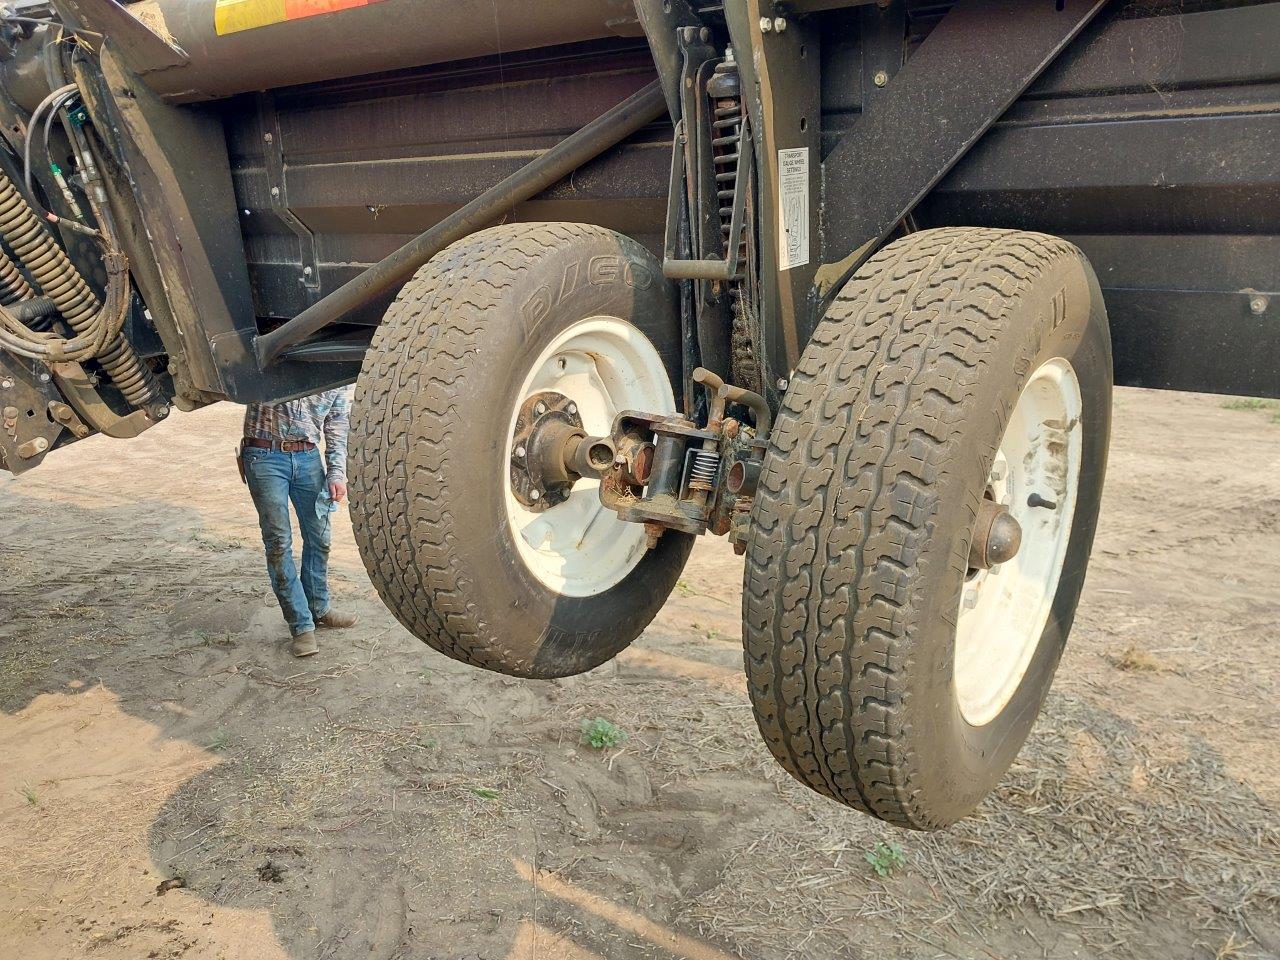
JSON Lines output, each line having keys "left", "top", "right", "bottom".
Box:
{"left": 815, "top": 0, "right": 1111, "bottom": 307}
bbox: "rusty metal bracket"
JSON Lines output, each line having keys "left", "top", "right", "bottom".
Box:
{"left": 0, "top": 359, "right": 66, "bottom": 474}
{"left": 49, "top": 361, "right": 153, "bottom": 439}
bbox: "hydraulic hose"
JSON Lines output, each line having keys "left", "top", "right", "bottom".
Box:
{"left": 0, "top": 164, "right": 162, "bottom": 408}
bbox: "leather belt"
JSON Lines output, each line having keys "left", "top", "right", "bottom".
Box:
{"left": 243, "top": 437, "right": 316, "bottom": 453}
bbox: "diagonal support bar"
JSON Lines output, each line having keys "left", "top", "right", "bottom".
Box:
{"left": 815, "top": 0, "right": 1110, "bottom": 306}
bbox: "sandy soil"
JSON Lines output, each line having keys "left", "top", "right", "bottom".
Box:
{"left": 1, "top": 388, "right": 1277, "bottom": 960}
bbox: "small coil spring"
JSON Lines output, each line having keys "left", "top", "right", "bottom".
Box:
{"left": 688, "top": 448, "right": 720, "bottom": 493}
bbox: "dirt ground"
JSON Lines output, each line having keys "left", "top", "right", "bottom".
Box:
{"left": 1, "top": 387, "right": 1277, "bottom": 960}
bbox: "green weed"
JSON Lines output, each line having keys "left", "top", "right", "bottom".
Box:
{"left": 865, "top": 841, "right": 907, "bottom": 877}
{"left": 207, "top": 730, "right": 231, "bottom": 752}
{"left": 1222, "top": 397, "right": 1276, "bottom": 411}
{"left": 471, "top": 787, "right": 500, "bottom": 800}
{"left": 580, "top": 717, "right": 628, "bottom": 750}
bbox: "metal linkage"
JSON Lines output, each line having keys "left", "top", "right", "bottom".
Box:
{"left": 596, "top": 366, "right": 770, "bottom": 552}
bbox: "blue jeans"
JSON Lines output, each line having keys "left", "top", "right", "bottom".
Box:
{"left": 244, "top": 447, "right": 332, "bottom": 636}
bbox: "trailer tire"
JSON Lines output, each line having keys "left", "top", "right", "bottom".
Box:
{"left": 743, "top": 227, "right": 1111, "bottom": 829}
{"left": 349, "top": 223, "right": 693, "bottom": 679}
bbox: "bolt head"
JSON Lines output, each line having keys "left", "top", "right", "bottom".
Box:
{"left": 874, "top": 70, "right": 889, "bottom": 87}
{"left": 567, "top": 403, "right": 577, "bottom": 415}
{"left": 534, "top": 402, "right": 547, "bottom": 416}
{"left": 514, "top": 445, "right": 526, "bottom": 458}
{"left": 39, "top": 373, "right": 50, "bottom": 383}
{"left": 1250, "top": 295, "right": 1269, "bottom": 315}
{"left": 303, "top": 266, "right": 313, "bottom": 276}
{"left": 270, "top": 186, "right": 281, "bottom": 198}
{"left": 776, "top": 378, "right": 789, "bottom": 391}
{"left": 962, "top": 587, "right": 978, "bottom": 610}
{"left": 758, "top": 16, "right": 772, "bottom": 31}
{"left": 0, "top": 378, "right": 11, "bottom": 389}
{"left": 530, "top": 489, "right": 541, "bottom": 501}
{"left": 773, "top": 16, "right": 787, "bottom": 31}
{"left": 34, "top": 437, "right": 48, "bottom": 452}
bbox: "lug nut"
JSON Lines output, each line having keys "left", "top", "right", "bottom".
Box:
{"left": 567, "top": 403, "right": 577, "bottom": 416}
{"left": 535, "top": 401, "right": 547, "bottom": 416}
{"left": 759, "top": 16, "right": 772, "bottom": 32}
{"left": 530, "top": 489, "right": 541, "bottom": 501}
{"left": 515, "top": 444, "right": 526, "bottom": 458}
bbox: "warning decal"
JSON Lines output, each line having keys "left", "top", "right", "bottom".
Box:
{"left": 215, "top": 0, "right": 388, "bottom": 35}
{"left": 777, "top": 148, "right": 810, "bottom": 271}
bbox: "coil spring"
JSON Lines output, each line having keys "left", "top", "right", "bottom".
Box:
{"left": 688, "top": 448, "right": 720, "bottom": 493}
{"left": 0, "top": 167, "right": 161, "bottom": 408}
{"left": 709, "top": 64, "right": 745, "bottom": 272}
{"left": 0, "top": 247, "right": 33, "bottom": 306}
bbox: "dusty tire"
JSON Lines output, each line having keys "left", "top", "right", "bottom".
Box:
{"left": 742, "top": 227, "right": 1111, "bottom": 829}
{"left": 349, "top": 223, "right": 693, "bottom": 679}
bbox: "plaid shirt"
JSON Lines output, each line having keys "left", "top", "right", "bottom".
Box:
{"left": 243, "top": 387, "right": 352, "bottom": 483}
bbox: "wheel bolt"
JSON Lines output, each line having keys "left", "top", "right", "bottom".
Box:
{"left": 535, "top": 402, "right": 547, "bottom": 416}
{"left": 530, "top": 489, "right": 541, "bottom": 501}
{"left": 567, "top": 403, "right": 577, "bottom": 416}
{"left": 514, "top": 445, "right": 526, "bottom": 458}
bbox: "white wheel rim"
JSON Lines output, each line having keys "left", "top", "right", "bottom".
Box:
{"left": 954, "top": 358, "right": 1083, "bottom": 727}
{"left": 503, "top": 317, "right": 674, "bottom": 598}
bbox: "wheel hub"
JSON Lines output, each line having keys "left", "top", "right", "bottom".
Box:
{"left": 968, "top": 498, "right": 1023, "bottom": 569}
{"left": 509, "top": 390, "right": 594, "bottom": 511}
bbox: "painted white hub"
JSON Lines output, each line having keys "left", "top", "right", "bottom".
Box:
{"left": 954, "top": 358, "right": 1083, "bottom": 727}
{"left": 503, "top": 317, "right": 675, "bottom": 598}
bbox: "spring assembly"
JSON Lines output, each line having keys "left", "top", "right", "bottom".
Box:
{"left": 0, "top": 164, "right": 162, "bottom": 409}
{"left": 0, "top": 247, "right": 34, "bottom": 305}
{"left": 707, "top": 53, "right": 745, "bottom": 271}
{"left": 688, "top": 448, "right": 720, "bottom": 493}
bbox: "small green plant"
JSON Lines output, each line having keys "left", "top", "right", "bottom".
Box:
{"left": 1222, "top": 397, "right": 1276, "bottom": 411}
{"left": 471, "top": 786, "right": 500, "bottom": 800}
{"left": 207, "top": 730, "right": 231, "bottom": 752}
{"left": 580, "top": 717, "right": 628, "bottom": 750}
{"left": 864, "top": 841, "right": 907, "bottom": 877}
{"left": 19, "top": 784, "right": 39, "bottom": 808}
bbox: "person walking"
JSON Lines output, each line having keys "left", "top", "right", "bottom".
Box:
{"left": 239, "top": 387, "right": 357, "bottom": 657}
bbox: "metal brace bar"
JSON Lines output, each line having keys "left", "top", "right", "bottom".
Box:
{"left": 257, "top": 93, "right": 320, "bottom": 301}
{"left": 815, "top": 0, "right": 1111, "bottom": 310}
